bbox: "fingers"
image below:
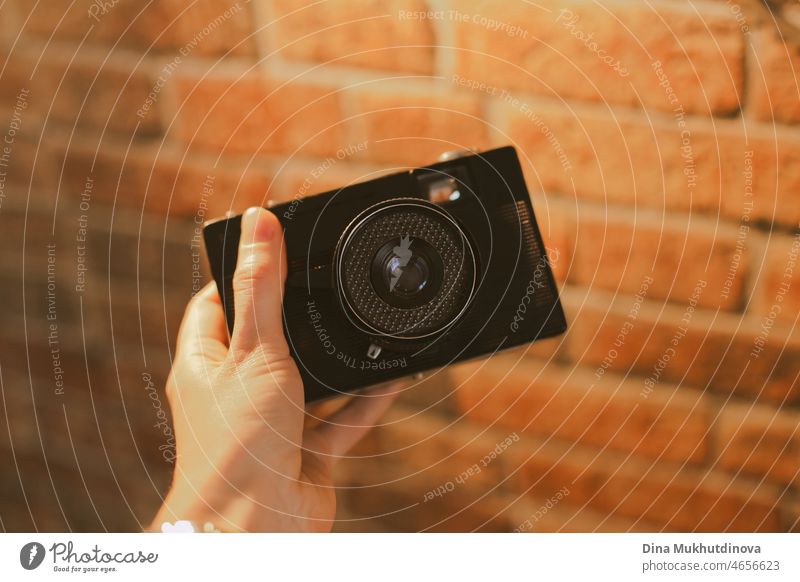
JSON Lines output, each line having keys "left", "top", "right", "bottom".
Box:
{"left": 229, "top": 207, "right": 289, "bottom": 359}
{"left": 311, "top": 381, "right": 404, "bottom": 459}
{"left": 176, "top": 282, "right": 229, "bottom": 364}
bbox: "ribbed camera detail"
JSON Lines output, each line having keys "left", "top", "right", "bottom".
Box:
{"left": 334, "top": 199, "right": 476, "bottom": 340}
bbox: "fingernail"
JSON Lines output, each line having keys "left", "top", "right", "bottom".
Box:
{"left": 242, "top": 207, "right": 274, "bottom": 245}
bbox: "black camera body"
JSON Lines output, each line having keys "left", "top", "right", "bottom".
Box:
{"left": 204, "top": 146, "right": 567, "bottom": 401}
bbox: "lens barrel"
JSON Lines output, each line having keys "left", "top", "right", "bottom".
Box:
{"left": 334, "top": 199, "right": 476, "bottom": 340}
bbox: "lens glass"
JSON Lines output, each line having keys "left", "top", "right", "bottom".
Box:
{"left": 386, "top": 254, "right": 429, "bottom": 295}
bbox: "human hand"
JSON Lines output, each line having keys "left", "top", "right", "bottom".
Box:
{"left": 150, "top": 207, "right": 401, "bottom": 532}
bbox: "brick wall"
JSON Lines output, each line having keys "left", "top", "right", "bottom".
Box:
{"left": 0, "top": 0, "right": 798, "bottom": 532}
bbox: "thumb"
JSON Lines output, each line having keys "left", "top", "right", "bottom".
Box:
{"left": 229, "top": 207, "right": 290, "bottom": 359}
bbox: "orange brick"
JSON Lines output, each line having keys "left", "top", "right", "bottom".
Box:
{"left": 267, "top": 0, "right": 435, "bottom": 74}
{"left": 785, "top": 496, "right": 800, "bottom": 532}
{"left": 3, "top": 134, "right": 55, "bottom": 194}
{"left": 362, "top": 405, "right": 512, "bottom": 488}
{"left": 351, "top": 91, "right": 489, "bottom": 166}
{"left": 0, "top": 43, "right": 33, "bottom": 105}
{"left": 334, "top": 406, "right": 517, "bottom": 531}
{"left": 508, "top": 434, "right": 783, "bottom": 531}
{"left": 450, "top": 355, "right": 708, "bottom": 463}
{"left": 331, "top": 504, "right": 391, "bottom": 533}
{"left": 19, "top": 0, "right": 255, "bottom": 57}
{"left": 174, "top": 70, "right": 345, "bottom": 158}
{"left": 4, "top": 0, "right": 800, "bottom": 536}
{"left": 571, "top": 209, "right": 746, "bottom": 311}
{"left": 508, "top": 495, "right": 659, "bottom": 532}
{"left": 453, "top": 0, "right": 743, "bottom": 115}
{"left": 60, "top": 138, "right": 271, "bottom": 217}
{"left": 92, "top": 286, "right": 187, "bottom": 349}
{"left": 495, "top": 99, "right": 800, "bottom": 229}
{"left": 751, "top": 233, "right": 800, "bottom": 326}
{"left": 531, "top": 197, "right": 573, "bottom": 285}
{"left": 274, "top": 156, "right": 391, "bottom": 204}
{"left": 0, "top": 3, "right": 18, "bottom": 37}
{"left": 504, "top": 335, "right": 566, "bottom": 364}
{"left": 716, "top": 400, "right": 800, "bottom": 486}
{"left": 563, "top": 287, "right": 800, "bottom": 405}
{"left": 335, "top": 472, "right": 511, "bottom": 532}
{"left": 749, "top": 29, "right": 800, "bottom": 124}
{"left": 30, "top": 48, "right": 161, "bottom": 136}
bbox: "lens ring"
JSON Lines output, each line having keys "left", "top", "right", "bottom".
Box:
{"left": 334, "top": 198, "right": 476, "bottom": 339}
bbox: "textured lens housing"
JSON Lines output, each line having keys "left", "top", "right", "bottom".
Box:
{"left": 335, "top": 199, "right": 476, "bottom": 339}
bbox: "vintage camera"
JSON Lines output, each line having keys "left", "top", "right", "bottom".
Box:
{"left": 204, "top": 146, "right": 567, "bottom": 401}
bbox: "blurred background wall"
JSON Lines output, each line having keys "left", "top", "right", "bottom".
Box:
{"left": 0, "top": 0, "right": 798, "bottom": 532}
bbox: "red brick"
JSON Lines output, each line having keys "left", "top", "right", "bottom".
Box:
{"left": 517, "top": 336, "right": 566, "bottom": 362}
{"left": 89, "top": 283, "right": 188, "bottom": 348}
{"left": 31, "top": 48, "right": 161, "bottom": 136}
{"left": 1, "top": 204, "right": 57, "bottom": 254}
{"left": 571, "top": 209, "right": 746, "bottom": 311}
{"left": 0, "top": 51, "right": 45, "bottom": 197}
{"left": 0, "top": 3, "right": 18, "bottom": 37}
{"left": 4, "top": 0, "right": 800, "bottom": 535}
{"left": 785, "top": 496, "right": 800, "bottom": 532}
{"left": 0, "top": 369, "right": 153, "bottom": 473}
{"left": 351, "top": 91, "right": 489, "bottom": 166}
{"left": 267, "top": 0, "right": 435, "bottom": 74}
{"left": 350, "top": 405, "right": 512, "bottom": 487}
{"left": 2, "top": 134, "right": 55, "bottom": 196}
{"left": 508, "top": 495, "right": 659, "bottom": 532}
{"left": 454, "top": 0, "right": 743, "bottom": 115}
{"left": 749, "top": 28, "right": 800, "bottom": 124}
{"left": 60, "top": 138, "right": 272, "bottom": 217}
{"left": 174, "top": 70, "right": 345, "bottom": 158}
{"left": 18, "top": 0, "right": 255, "bottom": 57}
{"left": 495, "top": 99, "right": 800, "bottom": 229}
{"left": 508, "top": 433, "right": 783, "bottom": 531}
{"left": 717, "top": 400, "right": 800, "bottom": 486}
{"left": 336, "top": 471, "right": 510, "bottom": 532}
{"left": 751, "top": 233, "right": 800, "bottom": 326}
{"left": 563, "top": 286, "right": 800, "bottom": 405}
{"left": 82, "top": 219, "right": 201, "bottom": 286}
{"left": 334, "top": 406, "right": 517, "bottom": 531}
{"left": 450, "top": 355, "right": 708, "bottom": 463}
{"left": 274, "top": 156, "right": 391, "bottom": 204}
{"left": 1, "top": 364, "right": 82, "bottom": 452}
{"left": 331, "top": 504, "right": 391, "bottom": 533}
{"left": 494, "top": 332, "right": 567, "bottom": 366}
{"left": 0, "top": 452, "right": 69, "bottom": 531}
{"left": 0, "top": 44, "right": 34, "bottom": 105}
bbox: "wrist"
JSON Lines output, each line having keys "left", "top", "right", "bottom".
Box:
{"left": 149, "top": 480, "right": 220, "bottom": 532}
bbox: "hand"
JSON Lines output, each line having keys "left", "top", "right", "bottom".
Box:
{"left": 150, "top": 207, "right": 401, "bottom": 532}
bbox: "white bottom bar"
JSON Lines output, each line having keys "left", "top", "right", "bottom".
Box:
{"left": 1, "top": 533, "right": 798, "bottom": 581}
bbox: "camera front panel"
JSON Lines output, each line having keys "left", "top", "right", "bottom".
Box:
{"left": 204, "top": 146, "right": 567, "bottom": 401}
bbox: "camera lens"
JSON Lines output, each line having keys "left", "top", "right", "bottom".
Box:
{"left": 335, "top": 199, "right": 476, "bottom": 339}
{"left": 387, "top": 255, "right": 428, "bottom": 295}
{"left": 369, "top": 237, "right": 443, "bottom": 308}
